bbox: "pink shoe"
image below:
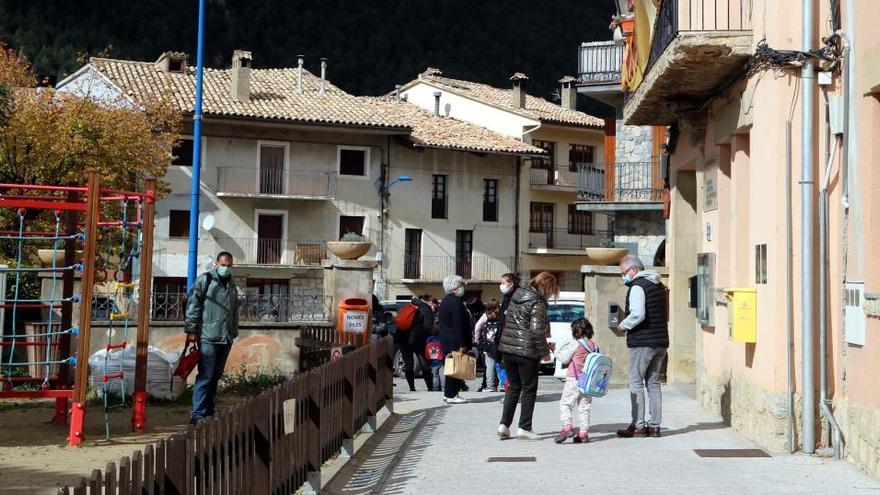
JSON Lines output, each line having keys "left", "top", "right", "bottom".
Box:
{"left": 554, "top": 425, "right": 574, "bottom": 444}
{"left": 573, "top": 431, "right": 590, "bottom": 443}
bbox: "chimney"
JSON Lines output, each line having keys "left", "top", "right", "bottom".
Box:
{"left": 433, "top": 92, "right": 441, "bottom": 117}
{"left": 230, "top": 50, "right": 252, "bottom": 102}
{"left": 395, "top": 84, "right": 401, "bottom": 102}
{"left": 559, "top": 75, "right": 577, "bottom": 110}
{"left": 510, "top": 72, "right": 528, "bottom": 109}
{"left": 297, "top": 55, "right": 304, "bottom": 95}
{"left": 155, "top": 51, "right": 188, "bottom": 73}
{"left": 319, "top": 57, "right": 327, "bottom": 95}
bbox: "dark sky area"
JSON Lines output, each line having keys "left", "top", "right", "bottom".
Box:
{"left": 0, "top": 0, "right": 615, "bottom": 115}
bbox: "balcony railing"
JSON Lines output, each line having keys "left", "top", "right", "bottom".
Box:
{"left": 151, "top": 292, "right": 332, "bottom": 323}
{"left": 528, "top": 229, "right": 613, "bottom": 251}
{"left": 578, "top": 41, "right": 623, "bottom": 86}
{"left": 529, "top": 164, "right": 579, "bottom": 189}
{"left": 402, "top": 256, "right": 517, "bottom": 282}
{"left": 577, "top": 160, "right": 664, "bottom": 202}
{"left": 647, "top": 0, "right": 753, "bottom": 74}
{"left": 214, "top": 237, "right": 327, "bottom": 266}
{"left": 216, "top": 168, "right": 336, "bottom": 200}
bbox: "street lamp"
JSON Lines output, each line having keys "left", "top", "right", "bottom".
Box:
{"left": 382, "top": 175, "right": 413, "bottom": 193}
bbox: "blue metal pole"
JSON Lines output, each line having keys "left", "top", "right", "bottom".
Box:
{"left": 186, "top": 0, "right": 206, "bottom": 290}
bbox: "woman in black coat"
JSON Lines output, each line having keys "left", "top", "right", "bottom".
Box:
{"left": 438, "top": 274, "right": 472, "bottom": 404}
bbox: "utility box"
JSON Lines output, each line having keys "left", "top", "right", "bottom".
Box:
{"left": 726, "top": 288, "right": 757, "bottom": 343}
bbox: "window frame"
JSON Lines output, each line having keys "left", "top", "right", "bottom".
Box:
{"left": 529, "top": 202, "right": 554, "bottom": 233}
{"left": 482, "top": 178, "right": 499, "bottom": 222}
{"left": 567, "top": 204, "right": 593, "bottom": 235}
{"left": 168, "top": 210, "right": 191, "bottom": 238}
{"left": 568, "top": 143, "right": 595, "bottom": 173}
{"left": 336, "top": 145, "right": 371, "bottom": 178}
{"left": 432, "top": 174, "right": 448, "bottom": 219}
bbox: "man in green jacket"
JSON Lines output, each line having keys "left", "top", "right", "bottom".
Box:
{"left": 187, "top": 251, "right": 240, "bottom": 424}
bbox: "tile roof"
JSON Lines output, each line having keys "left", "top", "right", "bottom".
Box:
{"left": 359, "top": 97, "right": 547, "bottom": 156}
{"left": 412, "top": 69, "right": 605, "bottom": 128}
{"left": 86, "top": 57, "right": 409, "bottom": 129}
{"left": 76, "top": 56, "right": 543, "bottom": 155}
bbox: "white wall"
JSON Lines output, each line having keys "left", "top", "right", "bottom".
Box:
{"left": 401, "top": 82, "right": 538, "bottom": 138}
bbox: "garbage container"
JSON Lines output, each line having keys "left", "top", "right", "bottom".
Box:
{"left": 725, "top": 288, "right": 757, "bottom": 343}
{"left": 337, "top": 297, "right": 372, "bottom": 346}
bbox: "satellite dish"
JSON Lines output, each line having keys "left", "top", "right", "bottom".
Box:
{"left": 201, "top": 214, "right": 215, "bottom": 231}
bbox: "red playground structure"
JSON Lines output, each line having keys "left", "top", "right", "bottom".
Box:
{"left": 0, "top": 170, "right": 156, "bottom": 446}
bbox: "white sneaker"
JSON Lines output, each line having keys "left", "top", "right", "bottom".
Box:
{"left": 445, "top": 395, "right": 468, "bottom": 404}
{"left": 516, "top": 428, "right": 540, "bottom": 441}
{"left": 497, "top": 424, "right": 510, "bottom": 439}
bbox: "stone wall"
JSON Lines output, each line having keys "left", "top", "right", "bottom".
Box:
{"left": 614, "top": 210, "right": 666, "bottom": 266}
{"left": 835, "top": 399, "right": 880, "bottom": 480}
{"left": 616, "top": 120, "right": 654, "bottom": 163}
{"left": 697, "top": 367, "right": 790, "bottom": 453}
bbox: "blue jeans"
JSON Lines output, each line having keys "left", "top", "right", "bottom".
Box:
{"left": 190, "top": 341, "right": 232, "bottom": 423}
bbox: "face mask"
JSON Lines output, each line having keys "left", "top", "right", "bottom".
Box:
{"left": 455, "top": 287, "right": 465, "bottom": 297}
{"left": 500, "top": 283, "right": 511, "bottom": 295}
{"left": 217, "top": 266, "right": 231, "bottom": 278}
{"left": 622, "top": 273, "right": 633, "bottom": 285}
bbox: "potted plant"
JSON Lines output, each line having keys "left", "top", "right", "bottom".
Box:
{"left": 327, "top": 232, "right": 372, "bottom": 260}
{"left": 585, "top": 238, "right": 630, "bottom": 266}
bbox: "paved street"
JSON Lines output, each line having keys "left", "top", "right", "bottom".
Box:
{"left": 326, "top": 376, "right": 880, "bottom": 495}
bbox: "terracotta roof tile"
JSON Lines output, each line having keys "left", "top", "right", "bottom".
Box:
{"left": 88, "top": 58, "right": 408, "bottom": 129}
{"left": 414, "top": 69, "right": 604, "bottom": 128}
{"left": 360, "top": 97, "right": 547, "bottom": 155}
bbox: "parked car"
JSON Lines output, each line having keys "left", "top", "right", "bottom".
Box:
{"left": 539, "top": 291, "right": 586, "bottom": 376}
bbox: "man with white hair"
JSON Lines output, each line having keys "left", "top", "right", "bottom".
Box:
{"left": 438, "top": 274, "right": 473, "bottom": 404}
{"left": 616, "top": 254, "right": 668, "bottom": 438}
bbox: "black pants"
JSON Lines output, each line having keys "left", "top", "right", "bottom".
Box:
{"left": 444, "top": 375, "right": 464, "bottom": 399}
{"left": 500, "top": 354, "right": 540, "bottom": 431}
{"left": 399, "top": 340, "right": 432, "bottom": 391}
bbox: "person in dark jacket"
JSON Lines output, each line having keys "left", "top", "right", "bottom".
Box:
{"left": 616, "top": 255, "right": 669, "bottom": 438}
{"left": 496, "top": 272, "right": 521, "bottom": 345}
{"left": 186, "top": 251, "right": 240, "bottom": 424}
{"left": 497, "top": 272, "right": 559, "bottom": 440}
{"left": 438, "top": 275, "right": 472, "bottom": 404}
{"left": 396, "top": 295, "right": 436, "bottom": 392}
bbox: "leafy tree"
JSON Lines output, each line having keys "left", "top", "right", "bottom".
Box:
{"left": 0, "top": 43, "right": 180, "bottom": 294}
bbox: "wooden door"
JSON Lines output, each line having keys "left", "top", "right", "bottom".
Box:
{"left": 257, "top": 214, "right": 283, "bottom": 264}
{"left": 259, "top": 145, "right": 285, "bottom": 195}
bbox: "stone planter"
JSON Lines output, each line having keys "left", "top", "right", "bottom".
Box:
{"left": 326, "top": 242, "right": 371, "bottom": 260}
{"left": 585, "top": 247, "right": 629, "bottom": 266}
{"left": 37, "top": 249, "right": 84, "bottom": 266}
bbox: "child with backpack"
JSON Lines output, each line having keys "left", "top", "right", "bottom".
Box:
{"left": 474, "top": 300, "right": 502, "bottom": 392}
{"left": 424, "top": 330, "right": 444, "bottom": 392}
{"left": 555, "top": 317, "right": 598, "bottom": 444}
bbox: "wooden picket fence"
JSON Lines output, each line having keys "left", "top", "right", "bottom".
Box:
{"left": 60, "top": 336, "right": 394, "bottom": 495}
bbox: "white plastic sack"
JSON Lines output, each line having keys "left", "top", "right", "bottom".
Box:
{"left": 89, "top": 345, "right": 186, "bottom": 400}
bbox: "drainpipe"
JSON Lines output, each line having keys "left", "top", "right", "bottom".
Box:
{"left": 800, "top": 0, "right": 816, "bottom": 455}
{"left": 785, "top": 120, "right": 795, "bottom": 454}
{"left": 514, "top": 157, "right": 521, "bottom": 273}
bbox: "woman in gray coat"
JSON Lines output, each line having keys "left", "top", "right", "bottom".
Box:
{"left": 497, "top": 272, "right": 559, "bottom": 440}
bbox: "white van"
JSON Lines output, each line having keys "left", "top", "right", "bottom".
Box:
{"left": 540, "top": 291, "right": 586, "bottom": 376}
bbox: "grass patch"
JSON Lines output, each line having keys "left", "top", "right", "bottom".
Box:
{"left": 218, "top": 366, "right": 288, "bottom": 396}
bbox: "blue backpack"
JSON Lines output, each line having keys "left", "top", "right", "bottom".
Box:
{"left": 572, "top": 339, "right": 613, "bottom": 397}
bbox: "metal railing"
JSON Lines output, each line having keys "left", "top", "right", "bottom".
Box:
{"left": 529, "top": 163, "right": 579, "bottom": 189}
{"left": 528, "top": 229, "right": 613, "bottom": 250}
{"left": 151, "top": 292, "right": 332, "bottom": 323}
{"left": 62, "top": 337, "right": 395, "bottom": 495}
{"left": 577, "top": 160, "right": 665, "bottom": 202}
{"left": 647, "top": 0, "right": 753, "bottom": 74}
{"left": 402, "top": 256, "right": 517, "bottom": 281}
{"left": 578, "top": 40, "right": 623, "bottom": 85}
{"left": 216, "top": 167, "right": 337, "bottom": 199}
{"left": 214, "top": 237, "right": 327, "bottom": 266}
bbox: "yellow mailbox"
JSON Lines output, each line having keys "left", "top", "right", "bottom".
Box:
{"left": 726, "top": 288, "right": 757, "bottom": 343}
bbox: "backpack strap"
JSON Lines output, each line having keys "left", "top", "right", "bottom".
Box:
{"left": 577, "top": 338, "right": 598, "bottom": 354}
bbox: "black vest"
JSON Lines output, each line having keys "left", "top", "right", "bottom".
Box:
{"left": 625, "top": 277, "right": 669, "bottom": 348}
